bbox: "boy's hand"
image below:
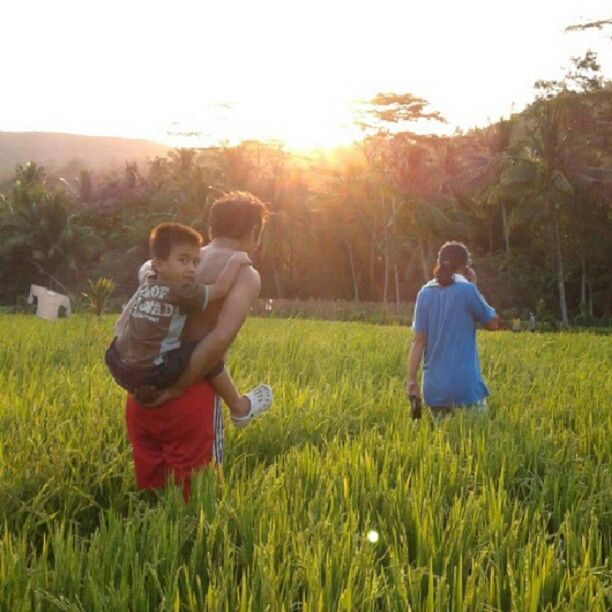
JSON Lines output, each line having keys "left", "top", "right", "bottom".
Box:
{"left": 230, "top": 251, "right": 252, "bottom": 266}
{"left": 142, "top": 386, "right": 184, "bottom": 407}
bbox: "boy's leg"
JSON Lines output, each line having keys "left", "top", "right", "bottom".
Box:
{"left": 132, "top": 343, "right": 216, "bottom": 407}
{"left": 208, "top": 368, "right": 250, "bottom": 418}
{"left": 141, "top": 344, "right": 272, "bottom": 425}
{"left": 208, "top": 369, "right": 273, "bottom": 428}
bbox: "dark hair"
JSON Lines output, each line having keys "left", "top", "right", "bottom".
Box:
{"left": 433, "top": 241, "right": 470, "bottom": 286}
{"left": 149, "top": 223, "right": 203, "bottom": 259}
{"left": 208, "top": 191, "right": 269, "bottom": 240}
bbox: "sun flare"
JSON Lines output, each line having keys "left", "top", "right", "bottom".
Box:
{"left": 161, "top": 93, "right": 366, "bottom": 153}
{"left": 0, "top": 0, "right": 609, "bottom": 151}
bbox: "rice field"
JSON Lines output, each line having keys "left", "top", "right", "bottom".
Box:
{"left": 0, "top": 314, "right": 610, "bottom": 611}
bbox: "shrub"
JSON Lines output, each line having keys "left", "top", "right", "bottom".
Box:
{"left": 81, "top": 277, "right": 116, "bottom": 316}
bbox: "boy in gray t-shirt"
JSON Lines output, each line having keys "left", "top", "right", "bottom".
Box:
{"left": 106, "top": 222, "right": 271, "bottom": 427}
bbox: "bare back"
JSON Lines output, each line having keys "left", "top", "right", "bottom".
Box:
{"left": 185, "top": 244, "right": 259, "bottom": 342}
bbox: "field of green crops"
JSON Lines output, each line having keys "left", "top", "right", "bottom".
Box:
{"left": 0, "top": 315, "right": 610, "bottom": 611}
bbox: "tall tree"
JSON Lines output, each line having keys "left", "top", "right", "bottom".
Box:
{"left": 0, "top": 163, "right": 101, "bottom": 299}
{"left": 453, "top": 119, "right": 515, "bottom": 257}
{"left": 502, "top": 94, "right": 611, "bottom": 325}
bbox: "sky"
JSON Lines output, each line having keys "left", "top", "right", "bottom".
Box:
{"left": 0, "top": 0, "right": 610, "bottom": 150}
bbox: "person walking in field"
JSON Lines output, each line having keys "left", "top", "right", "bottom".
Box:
{"left": 406, "top": 241, "right": 500, "bottom": 416}
{"left": 106, "top": 222, "right": 272, "bottom": 421}
{"left": 528, "top": 312, "right": 536, "bottom": 332}
{"left": 114, "top": 192, "right": 272, "bottom": 500}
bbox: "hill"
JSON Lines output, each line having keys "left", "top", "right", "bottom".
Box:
{"left": 0, "top": 131, "right": 171, "bottom": 178}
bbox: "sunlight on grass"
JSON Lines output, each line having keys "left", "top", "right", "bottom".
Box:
{"left": 0, "top": 315, "right": 610, "bottom": 609}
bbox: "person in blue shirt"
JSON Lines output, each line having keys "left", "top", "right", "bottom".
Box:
{"left": 407, "top": 241, "right": 500, "bottom": 416}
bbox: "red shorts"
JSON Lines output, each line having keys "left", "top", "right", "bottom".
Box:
{"left": 125, "top": 380, "right": 223, "bottom": 501}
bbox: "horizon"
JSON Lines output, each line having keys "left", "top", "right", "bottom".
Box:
{"left": 1, "top": 1, "right": 610, "bottom": 152}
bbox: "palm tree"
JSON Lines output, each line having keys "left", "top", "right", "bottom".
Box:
{"left": 0, "top": 163, "right": 102, "bottom": 297}
{"left": 317, "top": 161, "right": 372, "bottom": 301}
{"left": 453, "top": 119, "right": 515, "bottom": 256}
{"left": 501, "top": 96, "right": 612, "bottom": 325}
{"left": 382, "top": 135, "right": 464, "bottom": 283}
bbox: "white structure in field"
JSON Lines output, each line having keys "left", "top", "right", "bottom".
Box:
{"left": 28, "top": 285, "right": 71, "bottom": 321}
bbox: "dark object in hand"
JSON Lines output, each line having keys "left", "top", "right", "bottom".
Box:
{"left": 409, "top": 395, "right": 422, "bottom": 420}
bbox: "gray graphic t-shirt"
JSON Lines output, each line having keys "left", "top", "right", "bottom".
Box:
{"left": 114, "top": 275, "right": 208, "bottom": 369}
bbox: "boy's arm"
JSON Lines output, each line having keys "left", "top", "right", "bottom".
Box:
{"left": 170, "top": 266, "right": 261, "bottom": 391}
{"left": 114, "top": 260, "right": 153, "bottom": 336}
{"left": 206, "top": 252, "right": 252, "bottom": 302}
{"left": 114, "top": 292, "right": 137, "bottom": 337}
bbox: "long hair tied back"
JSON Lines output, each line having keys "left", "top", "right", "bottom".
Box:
{"left": 433, "top": 241, "right": 470, "bottom": 286}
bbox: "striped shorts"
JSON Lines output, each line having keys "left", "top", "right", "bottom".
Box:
{"left": 125, "top": 380, "right": 223, "bottom": 502}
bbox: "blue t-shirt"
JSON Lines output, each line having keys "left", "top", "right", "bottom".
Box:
{"left": 412, "top": 276, "right": 496, "bottom": 407}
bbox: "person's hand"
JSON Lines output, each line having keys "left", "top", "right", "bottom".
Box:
{"left": 406, "top": 380, "right": 420, "bottom": 399}
{"left": 465, "top": 266, "right": 477, "bottom": 284}
{"left": 230, "top": 251, "right": 252, "bottom": 266}
{"left": 145, "top": 386, "right": 184, "bottom": 407}
{"left": 138, "top": 260, "right": 154, "bottom": 284}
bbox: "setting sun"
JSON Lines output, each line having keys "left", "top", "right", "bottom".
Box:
{"left": 161, "top": 94, "right": 365, "bottom": 151}
{"left": 1, "top": 0, "right": 610, "bottom": 150}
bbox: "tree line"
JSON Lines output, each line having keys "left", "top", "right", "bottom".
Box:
{"left": 1, "top": 54, "right": 610, "bottom": 325}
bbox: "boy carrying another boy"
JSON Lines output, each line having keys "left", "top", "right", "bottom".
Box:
{"left": 105, "top": 222, "right": 272, "bottom": 427}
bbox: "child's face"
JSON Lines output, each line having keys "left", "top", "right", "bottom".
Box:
{"left": 154, "top": 243, "right": 201, "bottom": 283}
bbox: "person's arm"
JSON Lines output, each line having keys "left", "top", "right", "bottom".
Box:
{"left": 170, "top": 266, "right": 261, "bottom": 391}
{"left": 466, "top": 279, "right": 499, "bottom": 331}
{"left": 483, "top": 315, "right": 501, "bottom": 330}
{"left": 406, "top": 331, "right": 426, "bottom": 399}
{"left": 206, "top": 252, "right": 252, "bottom": 302}
{"left": 407, "top": 289, "right": 428, "bottom": 399}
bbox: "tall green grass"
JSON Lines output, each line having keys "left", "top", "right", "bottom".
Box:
{"left": 0, "top": 315, "right": 610, "bottom": 610}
